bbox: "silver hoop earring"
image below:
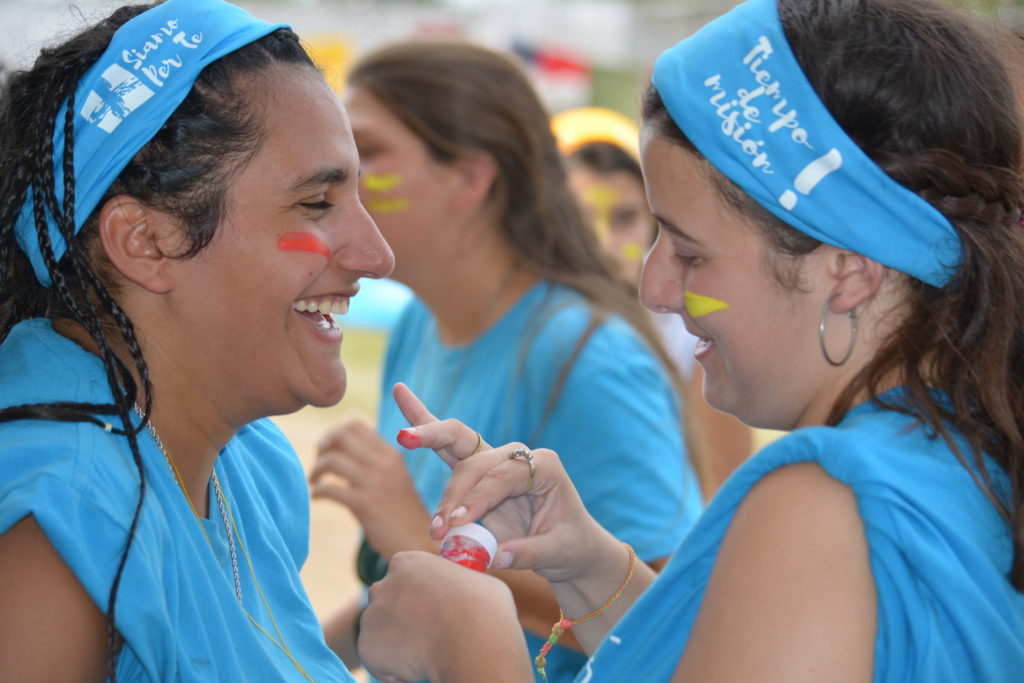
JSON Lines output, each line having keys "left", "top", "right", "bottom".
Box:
{"left": 819, "top": 294, "right": 857, "bottom": 366}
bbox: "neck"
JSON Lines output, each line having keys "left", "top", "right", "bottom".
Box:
{"left": 54, "top": 317, "right": 230, "bottom": 518}
{"left": 398, "top": 221, "right": 540, "bottom": 345}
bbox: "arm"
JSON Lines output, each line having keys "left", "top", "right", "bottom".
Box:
{"left": 672, "top": 463, "right": 876, "bottom": 682}
{"left": 493, "top": 554, "right": 668, "bottom": 652}
{"left": 310, "top": 417, "right": 437, "bottom": 558}
{"left": 359, "top": 551, "right": 534, "bottom": 683}
{"left": 321, "top": 595, "right": 363, "bottom": 670}
{"left": 394, "top": 383, "right": 659, "bottom": 654}
{"left": 311, "top": 418, "right": 440, "bottom": 665}
{"left": 0, "top": 515, "right": 108, "bottom": 682}
{"left": 499, "top": 321, "right": 686, "bottom": 648}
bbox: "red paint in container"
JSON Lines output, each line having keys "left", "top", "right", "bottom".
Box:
{"left": 440, "top": 523, "right": 497, "bottom": 572}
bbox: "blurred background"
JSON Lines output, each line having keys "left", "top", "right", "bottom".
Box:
{"left": 2, "top": 0, "right": 1022, "bottom": 678}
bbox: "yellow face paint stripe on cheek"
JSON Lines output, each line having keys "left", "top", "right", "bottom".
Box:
{"left": 583, "top": 186, "right": 619, "bottom": 241}
{"left": 684, "top": 290, "right": 731, "bottom": 318}
{"left": 620, "top": 243, "right": 644, "bottom": 263}
{"left": 363, "top": 173, "right": 402, "bottom": 192}
{"left": 366, "top": 198, "right": 410, "bottom": 214}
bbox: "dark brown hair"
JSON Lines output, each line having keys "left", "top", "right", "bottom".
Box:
{"left": 570, "top": 140, "right": 644, "bottom": 184}
{"left": 644, "top": 0, "right": 1024, "bottom": 589}
{"left": 349, "top": 40, "right": 686, "bottom": 425}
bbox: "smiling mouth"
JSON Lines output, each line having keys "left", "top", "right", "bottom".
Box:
{"left": 694, "top": 337, "right": 715, "bottom": 357}
{"left": 293, "top": 297, "right": 350, "bottom": 330}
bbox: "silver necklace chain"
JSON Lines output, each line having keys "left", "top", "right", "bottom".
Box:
{"left": 132, "top": 405, "right": 243, "bottom": 603}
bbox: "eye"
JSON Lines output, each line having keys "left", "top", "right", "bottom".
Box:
{"left": 357, "top": 146, "right": 380, "bottom": 161}
{"left": 296, "top": 192, "right": 335, "bottom": 215}
{"left": 673, "top": 252, "right": 701, "bottom": 266}
{"left": 611, "top": 208, "right": 640, "bottom": 231}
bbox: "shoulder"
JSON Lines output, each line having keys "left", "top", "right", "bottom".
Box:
{"left": 383, "top": 296, "right": 431, "bottom": 368}
{"left": 229, "top": 418, "right": 311, "bottom": 564}
{"left": 388, "top": 296, "right": 430, "bottom": 337}
{"left": 523, "top": 285, "right": 661, "bottom": 375}
{"left": 0, "top": 319, "right": 113, "bottom": 407}
{"left": 677, "top": 461, "right": 876, "bottom": 682}
{"left": 230, "top": 418, "right": 306, "bottom": 498}
{"left": 747, "top": 402, "right": 994, "bottom": 501}
{"left": 0, "top": 515, "right": 108, "bottom": 681}
{"left": 0, "top": 417, "right": 140, "bottom": 536}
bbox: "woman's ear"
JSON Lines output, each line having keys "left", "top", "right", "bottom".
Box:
{"left": 450, "top": 152, "right": 499, "bottom": 213}
{"left": 824, "top": 247, "right": 886, "bottom": 314}
{"left": 97, "top": 195, "right": 177, "bottom": 294}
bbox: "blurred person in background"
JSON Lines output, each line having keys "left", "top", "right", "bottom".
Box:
{"left": 554, "top": 106, "right": 752, "bottom": 496}
{"left": 310, "top": 40, "right": 703, "bottom": 683}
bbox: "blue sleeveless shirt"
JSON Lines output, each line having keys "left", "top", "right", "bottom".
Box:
{"left": 581, "top": 394, "right": 1023, "bottom": 682}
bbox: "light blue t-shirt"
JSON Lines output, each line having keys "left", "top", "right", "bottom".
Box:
{"left": 582, "top": 394, "right": 1024, "bottom": 682}
{"left": 377, "top": 281, "right": 704, "bottom": 683}
{"left": 0, "top": 319, "right": 351, "bottom": 682}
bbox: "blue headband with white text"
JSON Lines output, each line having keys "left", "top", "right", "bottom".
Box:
{"left": 14, "top": 0, "right": 287, "bottom": 286}
{"left": 651, "top": 0, "right": 961, "bottom": 287}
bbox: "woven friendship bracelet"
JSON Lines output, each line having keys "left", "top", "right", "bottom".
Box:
{"left": 535, "top": 543, "right": 637, "bottom": 681}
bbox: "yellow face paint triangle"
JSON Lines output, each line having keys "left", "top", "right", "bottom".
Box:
{"left": 684, "top": 290, "right": 730, "bottom": 318}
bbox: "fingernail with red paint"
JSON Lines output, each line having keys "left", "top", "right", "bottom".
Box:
{"left": 397, "top": 428, "right": 421, "bottom": 449}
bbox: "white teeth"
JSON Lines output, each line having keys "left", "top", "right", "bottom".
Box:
{"left": 292, "top": 298, "right": 350, "bottom": 315}
{"left": 694, "top": 338, "right": 715, "bottom": 356}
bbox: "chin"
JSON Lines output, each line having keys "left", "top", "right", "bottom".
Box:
{"left": 305, "top": 369, "right": 348, "bottom": 409}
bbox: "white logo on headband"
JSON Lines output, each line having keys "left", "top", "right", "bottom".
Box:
{"left": 779, "top": 149, "right": 842, "bottom": 210}
{"left": 702, "top": 35, "right": 842, "bottom": 211}
{"left": 80, "top": 64, "right": 154, "bottom": 133}
{"left": 79, "top": 18, "right": 203, "bottom": 134}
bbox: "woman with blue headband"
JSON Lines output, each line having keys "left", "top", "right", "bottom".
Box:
{"left": 0, "top": 0, "right": 393, "bottom": 680}
{"left": 354, "top": 0, "right": 1024, "bottom": 681}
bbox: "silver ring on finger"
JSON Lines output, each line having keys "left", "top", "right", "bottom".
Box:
{"left": 507, "top": 447, "right": 536, "bottom": 493}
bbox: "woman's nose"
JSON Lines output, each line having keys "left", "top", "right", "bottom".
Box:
{"left": 639, "top": 233, "right": 684, "bottom": 315}
{"left": 332, "top": 205, "right": 395, "bottom": 279}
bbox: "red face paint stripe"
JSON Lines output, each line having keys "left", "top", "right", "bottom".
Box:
{"left": 278, "top": 232, "right": 331, "bottom": 259}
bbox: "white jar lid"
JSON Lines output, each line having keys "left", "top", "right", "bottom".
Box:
{"left": 444, "top": 523, "right": 498, "bottom": 567}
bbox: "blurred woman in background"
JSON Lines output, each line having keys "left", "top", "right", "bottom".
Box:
{"left": 554, "top": 106, "right": 752, "bottom": 496}
{"left": 311, "top": 41, "right": 702, "bottom": 682}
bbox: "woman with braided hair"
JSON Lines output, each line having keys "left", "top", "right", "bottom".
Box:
{"left": 351, "top": 0, "right": 1024, "bottom": 681}
{"left": 0, "top": 0, "right": 392, "bottom": 680}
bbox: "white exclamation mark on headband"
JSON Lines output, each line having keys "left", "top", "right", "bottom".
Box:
{"left": 778, "top": 148, "right": 843, "bottom": 211}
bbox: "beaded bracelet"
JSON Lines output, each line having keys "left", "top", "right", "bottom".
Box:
{"left": 535, "top": 543, "right": 637, "bottom": 681}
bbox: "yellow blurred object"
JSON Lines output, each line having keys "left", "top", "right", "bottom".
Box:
{"left": 303, "top": 35, "right": 354, "bottom": 95}
{"left": 551, "top": 106, "right": 641, "bottom": 160}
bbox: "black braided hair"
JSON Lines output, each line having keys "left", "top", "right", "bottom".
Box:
{"left": 0, "top": 3, "right": 316, "bottom": 678}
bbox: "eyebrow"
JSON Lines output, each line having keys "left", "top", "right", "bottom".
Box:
{"left": 288, "top": 168, "right": 350, "bottom": 193}
{"left": 652, "top": 213, "right": 701, "bottom": 244}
